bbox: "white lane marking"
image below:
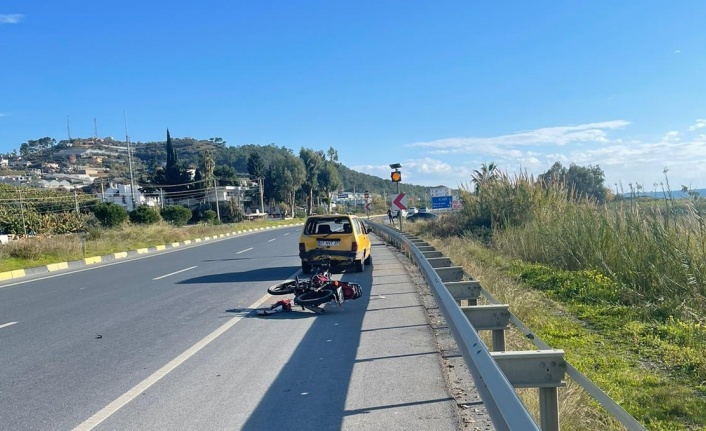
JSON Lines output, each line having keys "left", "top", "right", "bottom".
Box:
{"left": 236, "top": 247, "right": 253, "bottom": 254}
{"left": 152, "top": 266, "right": 197, "bottom": 281}
{"left": 268, "top": 239, "right": 276, "bottom": 242}
{"left": 284, "top": 232, "right": 291, "bottom": 236}
{"left": 72, "top": 293, "right": 273, "bottom": 431}
{"left": 0, "top": 227, "right": 293, "bottom": 289}
{"left": 0, "top": 321, "right": 18, "bottom": 329}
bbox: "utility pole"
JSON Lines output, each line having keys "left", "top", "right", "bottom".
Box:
{"left": 259, "top": 176, "right": 264, "bottom": 215}
{"left": 66, "top": 115, "right": 72, "bottom": 143}
{"left": 74, "top": 190, "right": 80, "bottom": 215}
{"left": 124, "top": 111, "right": 137, "bottom": 210}
{"left": 17, "top": 186, "right": 27, "bottom": 237}
{"left": 214, "top": 179, "right": 221, "bottom": 222}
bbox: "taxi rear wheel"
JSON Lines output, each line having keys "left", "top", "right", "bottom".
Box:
{"left": 301, "top": 262, "right": 312, "bottom": 274}
{"left": 355, "top": 257, "right": 364, "bottom": 272}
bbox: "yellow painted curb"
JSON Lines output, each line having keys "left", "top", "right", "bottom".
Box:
{"left": 84, "top": 256, "right": 102, "bottom": 264}
{"left": 114, "top": 252, "right": 128, "bottom": 259}
{"left": 155, "top": 245, "right": 166, "bottom": 251}
{"left": 47, "top": 262, "right": 69, "bottom": 272}
{"left": 184, "top": 240, "right": 192, "bottom": 245}
{"left": 171, "top": 242, "right": 180, "bottom": 247}
{"left": 136, "top": 248, "right": 149, "bottom": 254}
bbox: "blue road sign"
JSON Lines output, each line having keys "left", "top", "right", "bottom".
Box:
{"left": 431, "top": 195, "right": 453, "bottom": 209}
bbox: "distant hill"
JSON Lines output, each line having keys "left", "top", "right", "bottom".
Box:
{"left": 10, "top": 136, "right": 436, "bottom": 203}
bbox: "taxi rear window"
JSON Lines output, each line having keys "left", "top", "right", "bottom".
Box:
{"left": 304, "top": 217, "right": 353, "bottom": 235}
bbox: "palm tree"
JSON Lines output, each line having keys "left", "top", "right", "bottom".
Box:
{"left": 471, "top": 162, "right": 499, "bottom": 193}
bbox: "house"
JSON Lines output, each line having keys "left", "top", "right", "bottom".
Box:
{"left": 96, "top": 183, "right": 158, "bottom": 212}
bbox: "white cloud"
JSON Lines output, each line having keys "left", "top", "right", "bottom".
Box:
{"left": 409, "top": 120, "right": 630, "bottom": 152}
{"left": 358, "top": 120, "right": 705, "bottom": 189}
{"left": 0, "top": 14, "right": 24, "bottom": 24}
{"left": 688, "top": 119, "right": 706, "bottom": 131}
{"left": 661, "top": 131, "right": 680, "bottom": 142}
{"left": 675, "top": 49, "right": 681, "bottom": 54}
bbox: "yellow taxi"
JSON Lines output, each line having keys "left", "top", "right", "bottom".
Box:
{"left": 298, "top": 214, "right": 372, "bottom": 274}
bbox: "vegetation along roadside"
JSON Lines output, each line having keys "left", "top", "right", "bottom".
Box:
{"left": 408, "top": 169, "right": 706, "bottom": 431}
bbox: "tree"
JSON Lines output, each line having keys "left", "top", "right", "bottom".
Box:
{"left": 92, "top": 202, "right": 128, "bottom": 228}
{"left": 165, "top": 129, "right": 181, "bottom": 185}
{"left": 198, "top": 150, "right": 215, "bottom": 188}
{"left": 539, "top": 162, "right": 608, "bottom": 203}
{"left": 161, "top": 205, "right": 192, "bottom": 226}
{"left": 299, "top": 148, "right": 324, "bottom": 215}
{"left": 268, "top": 153, "right": 306, "bottom": 217}
{"left": 208, "top": 137, "right": 226, "bottom": 147}
{"left": 318, "top": 161, "right": 342, "bottom": 213}
{"left": 471, "top": 162, "right": 499, "bottom": 193}
{"left": 327, "top": 146, "right": 339, "bottom": 162}
{"left": 248, "top": 152, "right": 266, "bottom": 213}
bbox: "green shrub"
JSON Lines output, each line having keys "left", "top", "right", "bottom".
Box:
{"left": 202, "top": 209, "right": 218, "bottom": 224}
{"left": 129, "top": 205, "right": 161, "bottom": 224}
{"left": 92, "top": 202, "right": 128, "bottom": 228}
{"left": 161, "top": 205, "right": 192, "bottom": 227}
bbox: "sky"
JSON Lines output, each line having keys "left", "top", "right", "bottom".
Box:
{"left": 2, "top": 1, "right": 706, "bottom": 191}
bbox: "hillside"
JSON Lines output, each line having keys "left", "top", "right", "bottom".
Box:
{"left": 4, "top": 136, "right": 434, "bottom": 201}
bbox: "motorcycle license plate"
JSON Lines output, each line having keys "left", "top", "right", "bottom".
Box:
{"left": 318, "top": 240, "right": 339, "bottom": 247}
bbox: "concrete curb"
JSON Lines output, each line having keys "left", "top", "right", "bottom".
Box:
{"left": 0, "top": 222, "right": 304, "bottom": 282}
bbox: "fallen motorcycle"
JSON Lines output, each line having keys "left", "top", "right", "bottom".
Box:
{"left": 266, "top": 261, "right": 363, "bottom": 314}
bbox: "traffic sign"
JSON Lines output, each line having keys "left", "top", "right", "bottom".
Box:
{"left": 365, "top": 202, "right": 371, "bottom": 210}
{"left": 391, "top": 171, "right": 402, "bottom": 182}
{"left": 431, "top": 196, "right": 453, "bottom": 209}
{"left": 391, "top": 193, "right": 408, "bottom": 211}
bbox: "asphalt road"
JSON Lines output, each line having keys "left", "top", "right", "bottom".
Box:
{"left": 0, "top": 227, "right": 472, "bottom": 431}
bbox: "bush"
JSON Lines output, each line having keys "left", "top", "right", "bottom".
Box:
{"left": 92, "top": 202, "right": 128, "bottom": 228}
{"left": 129, "top": 205, "right": 161, "bottom": 224}
{"left": 161, "top": 205, "right": 192, "bottom": 227}
{"left": 202, "top": 209, "right": 219, "bottom": 224}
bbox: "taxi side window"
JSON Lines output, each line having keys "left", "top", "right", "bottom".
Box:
{"left": 357, "top": 220, "right": 366, "bottom": 234}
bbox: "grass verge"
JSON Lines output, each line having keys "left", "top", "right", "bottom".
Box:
{"left": 424, "top": 235, "right": 706, "bottom": 431}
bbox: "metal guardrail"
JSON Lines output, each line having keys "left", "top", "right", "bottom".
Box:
{"left": 367, "top": 220, "right": 647, "bottom": 431}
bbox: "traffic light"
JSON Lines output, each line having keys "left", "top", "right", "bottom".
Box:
{"left": 391, "top": 171, "right": 402, "bottom": 182}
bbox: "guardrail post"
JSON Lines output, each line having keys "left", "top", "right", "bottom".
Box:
{"left": 445, "top": 280, "right": 481, "bottom": 305}
{"left": 427, "top": 257, "right": 452, "bottom": 268}
{"left": 461, "top": 304, "right": 511, "bottom": 351}
{"left": 491, "top": 350, "right": 566, "bottom": 431}
{"left": 421, "top": 250, "right": 443, "bottom": 258}
{"left": 540, "top": 387, "right": 560, "bottom": 431}
{"left": 435, "top": 266, "right": 464, "bottom": 282}
{"left": 492, "top": 330, "right": 506, "bottom": 352}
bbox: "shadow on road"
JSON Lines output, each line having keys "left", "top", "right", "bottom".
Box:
{"left": 240, "top": 268, "right": 374, "bottom": 430}
{"left": 177, "top": 266, "right": 301, "bottom": 284}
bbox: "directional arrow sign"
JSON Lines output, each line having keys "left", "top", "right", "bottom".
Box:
{"left": 391, "top": 193, "right": 408, "bottom": 211}
{"left": 365, "top": 202, "right": 371, "bottom": 210}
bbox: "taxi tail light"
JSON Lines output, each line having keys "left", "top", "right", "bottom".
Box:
{"left": 299, "top": 243, "right": 306, "bottom": 253}
{"left": 351, "top": 241, "right": 358, "bottom": 252}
